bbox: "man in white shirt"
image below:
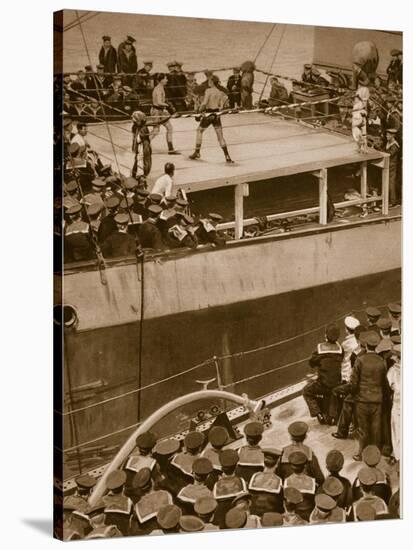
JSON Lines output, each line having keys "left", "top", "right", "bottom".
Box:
{"left": 341, "top": 316, "right": 360, "bottom": 382}
{"left": 151, "top": 163, "right": 175, "bottom": 197}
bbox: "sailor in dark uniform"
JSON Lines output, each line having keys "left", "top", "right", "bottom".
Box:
{"left": 385, "top": 129, "right": 401, "bottom": 206}
{"left": 63, "top": 474, "right": 96, "bottom": 515}
{"left": 167, "top": 212, "right": 198, "bottom": 249}
{"left": 136, "top": 61, "right": 154, "bottom": 100}
{"left": 63, "top": 179, "right": 80, "bottom": 211}
{"left": 170, "top": 431, "right": 206, "bottom": 490}
{"left": 201, "top": 426, "right": 229, "bottom": 486}
{"left": 316, "top": 477, "right": 348, "bottom": 518}
{"left": 152, "top": 437, "right": 181, "bottom": 496}
{"left": 387, "top": 302, "right": 401, "bottom": 337}
{"left": 177, "top": 458, "right": 214, "bottom": 514}
{"left": 124, "top": 432, "right": 158, "bottom": 499}
{"left": 98, "top": 195, "right": 120, "bottom": 243}
{"left": 103, "top": 470, "right": 133, "bottom": 536}
{"left": 386, "top": 49, "right": 402, "bottom": 86}
{"left": 236, "top": 421, "right": 265, "bottom": 483}
{"left": 195, "top": 212, "right": 226, "bottom": 247}
{"left": 226, "top": 67, "right": 242, "bottom": 108}
{"left": 303, "top": 323, "right": 343, "bottom": 424}
{"left": 64, "top": 203, "right": 94, "bottom": 263}
{"left": 173, "top": 61, "right": 188, "bottom": 113}
{"left": 179, "top": 515, "right": 206, "bottom": 533}
{"left": 279, "top": 421, "right": 324, "bottom": 485}
{"left": 101, "top": 212, "right": 136, "bottom": 258}
{"left": 62, "top": 502, "right": 82, "bottom": 541}
{"left": 194, "top": 496, "right": 219, "bottom": 531}
{"left": 261, "top": 512, "right": 283, "bottom": 527}
{"left": 99, "top": 35, "right": 117, "bottom": 76}
{"left": 118, "top": 39, "right": 138, "bottom": 87}
{"left": 365, "top": 306, "right": 382, "bottom": 334}
{"left": 322, "top": 450, "right": 353, "bottom": 510}
{"left": 283, "top": 451, "right": 317, "bottom": 521}
{"left": 85, "top": 500, "right": 122, "bottom": 539}
{"left": 138, "top": 204, "right": 164, "bottom": 250}
{"left": 352, "top": 445, "right": 391, "bottom": 504}
{"left": 230, "top": 492, "right": 261, "bottom": 529}
{"left": 350, "top": 468, "right": 388, "bottom": 520}
{"left": 131, "top": 467, "right": 173, "bottom": 536}
{"left": 282, "top": 487, "right": 307, "bottom": 526}
{"left": 150, "top": 504, "right": 182, "bottom": 535}
{"left": 157, "top": 194, "right": 177, "bottom": 238}
{"left": 249, "top": 447, "right": 283, "bottom": 515}
{"left": 134, "top": 188, "right": 150, "bottom": 220}
{"left": 213, "top": 449, "right": 247, "bottom": 528}
{"left": 87, "top": 202, "right": 104, "bottom": 237}
{"left": 309, "top": 493, "right": 346, "bottom": 524}
{"left": 82, "top": 178, "right": 105, "bottom": 208}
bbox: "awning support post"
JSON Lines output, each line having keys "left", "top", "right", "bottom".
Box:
{"left": 312, "top": 168, "right": 328, "bottom": 225}
{"left": 234, "top": 183, "right": 244, "bottom": 239}
{"left": 381, "top": 155, "right": 390, "bottom": 215}
{"left": 360, "top": 161, "right": 368, "bottom": 198}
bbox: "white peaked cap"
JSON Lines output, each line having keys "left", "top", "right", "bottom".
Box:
{"left": 344, "top": 316, "right": 360, "bottom": 330}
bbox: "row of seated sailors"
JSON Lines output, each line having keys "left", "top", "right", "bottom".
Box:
{"left": 63, "top": 178, "right": 226, "bottom": 263}
{"left": 63, "top": 421, "right": 399, "bottom": 539}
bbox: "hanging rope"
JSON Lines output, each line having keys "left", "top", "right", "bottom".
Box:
{"left": 258, "top": 24, "right": 287, "bottom": 103}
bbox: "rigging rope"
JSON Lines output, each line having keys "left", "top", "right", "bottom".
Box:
{"left": 258, "top": 24, "right": 287, "bottom": 103}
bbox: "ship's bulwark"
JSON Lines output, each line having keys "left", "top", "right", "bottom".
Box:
{"left": 62, "top": 219, "right": 401, "bottom": 478}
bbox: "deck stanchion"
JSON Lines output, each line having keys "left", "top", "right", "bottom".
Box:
{"left": 315, "top": 168, "right": 328, "bottom": 225}
{"left": 234, "top": 184, "right": 244, "bottom": 239}
{"left": 381, "top": 155, "right": 390, "bottom": 215}
{"left": 360, "top": 161, "right": 368, "bottom": 198}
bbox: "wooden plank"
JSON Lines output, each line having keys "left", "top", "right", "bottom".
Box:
{"left": 318, "top": 169, "right": 328, "bottom": 225}
{"left": 360, "top": 161, "right": 368, "bottom": 198}
{"left": 382, "top": 155, "right": 390, "bottom": 215}
{"left": 234, "top": 184, "right": 244, "bottom": 240}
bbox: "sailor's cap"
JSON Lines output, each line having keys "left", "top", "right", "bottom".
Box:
{"left": 184, "top": 431, "right": 205, "bottom": 451}
{"left": 289, "top": 451, "right": 307, "bottom": 466}
{"left": 136, "top": 188, "right": 149, "bottom": 198}
{"left": 356, "top": 502, "right": 376, "bottom": 521}
{"left": 386, "top": 128, "right": 398, "bottom": 134}
{"left": 262, "top": 447, "right": 282, "bottom": 460}
{"left": 87, "top": 202, "right": 103, "bottom": 216}
{"left": 288, "top": 421, "right": 308, "bottom": 438}
{"left": 105, "top": 469, "right": 127, "bottom": 490}
{"left": 344, "top": 316, "right": 360, "bottom": 330}
{"left": 132, "top": 467, "right": 152, "bottom": 489}
{"left": 261, "top": 512, "right": 283, "bottom": 527}
{"left": 358, "top": 467, "right": 377, "bottom": 487}
{"left": 120, "top": 196, "right": 134, "bottom": 209}
{"left": 365, "top": 331, "right": 381, "bottom": 347}
{"left": 192, "top": 457, "right": 213, "bottom": 476}
{"left": 219, "top": 449, "right": 239, "bottom": 468}
{"left": 153, "top": 437, "right": 180, "bottom": 457}
{"left": 377, "top": 318, "right": 392, "bottom": 330}
{"left": 157, "top": 504, "right": 181, "bottom": 529}
{"left": 126, "top": 35, "right": 136, "bottom": 43}
{"left": 304, "top": 63, "right": 312, "bottom": 69}
{"left": 326, "top": 449, "right": 344, "bottom": 472}
{"left": 208, "top": 426, "right": 229, "bottom": 447}
{"left": 136, "top": 431, "right": 156, "bottom": 450}
{"left": 322, "top": 476, "right": 344, "bottom": 498}
{"left": 91, "top": 178, "right": 105, "bottom": 188}
{"left": 179, "top": 515, "right": 204, "bottom": 532}
{"left": 167, "top": 61, "right": 177, "bottom": 68}
{"left": 283, "top": 487, "right": 303, "bottom": 504}
{"left": 244, "top": 421, "right": 264, "bottom": 437}
{"left": 149, "top": 193, "right": 163, "bottom": 203}
{"left": 315, "top": 493, "right": 336, "bottom": 511}
{"left": 326, "top": 323, "right": 340, "bottom": 342}
{"left": 96, "top": 64, "right": 104, "bottom": 70}
{"left": 392, "top": 344, "right": 401, "bottom": 357}
{"left": 362, "top": 445, "right": 381, "bottom": 467}
{"left": 176, "top": 198, "right": 189, "bottom": 207}
{"left": 114, "top": 213, "right": 129, "bottom": 225}
{"left": 194, "top": 496, "right": 217, "bottom": 515}
{"left": 366, "top": 306, "right": 381, "bottom": 318}
{"left": 165, "top": 194, "right": 177, "bottom": 203}
{"left": 225, "top": 508, "right": 247, "bottom": 529}
{"left": 147, "top": 204, "right": 163, "bottom": 216}
{"left": 208, "top": 212, "right": 223, "bottom": 221}
{"left": 123, "top": 176, "right": 138, "bottom": 190}
{"left": 391, "top": 335, "right": 401, "bottom": 345}
{"left": 75, "top": 474, "right": 97, "bottom": 489}
{"left": 105, "top": 196, "right": 120, "bottom": 209}
{"left": 123, "top": 86, "right": 132, "bottom": 92}
{"left": 143, "top": 60, "right": 153, "bottom": 65}
{"left": 65, "top": 180, "right": 78, "bottom": 193}
{"left": 102, "top": 35, "right": 111, "bottom": 41}
{"left": 388, "top": 303, "right": 401, "bottom": 314}
{"left": 67, "top": 203, "right": 82, "bottom": 216}
{"left": 391, "top": 49, "right": 402, "bottom": 56}
{"left": 232, "top": 492, "right": 251, "bottom": 507}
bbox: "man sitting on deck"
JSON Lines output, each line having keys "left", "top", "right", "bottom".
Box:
{"left": 189, "top": 75, "right": 234, "bottom": 164}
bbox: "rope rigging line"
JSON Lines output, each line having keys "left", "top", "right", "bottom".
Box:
{"left": 253, "top": 23, "right": 277, "bottom": 64}
{"left": 258, "top": 24, "right": 287, "bottom": 103}
{"left": 63, "top": 11, "right": 100, "bottom": 33}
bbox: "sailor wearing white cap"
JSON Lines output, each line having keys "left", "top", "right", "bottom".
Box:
{"left": 341, "top": 316, "right": 361, "bottom": 382}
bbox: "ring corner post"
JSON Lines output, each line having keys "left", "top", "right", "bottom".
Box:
{"left": 381, "top": 154, "right": 390, "bottom": 215}
{"left": 234, "top": 183, "right": 244, "bottom": 239}
{"left": 317, "top": 168, "right": 328, "bottom": 225}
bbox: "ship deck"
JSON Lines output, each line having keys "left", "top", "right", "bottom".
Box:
{"left": 88, "top": 112, "right": 387, "bottom": 192}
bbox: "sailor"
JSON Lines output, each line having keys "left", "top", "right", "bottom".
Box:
{"left": 309, "top": 493, "right": 346, "bottom": 524}
{"left": 279, "top": 421, "right": 324, "bottom": 485}
{"left": 226, "top": 67, "right": 242, "bottom": 108}
{"left": 149, "top": 193, "right": 163, "bottom": 206}
{"left": 195, "top": 213, "right": 226, "bottom": 247}
{"left": 87, "top": 202, "right": 104, "bottom": 236}
{"left": 283, "top": 451, "right": 316, "bottom": 521}
{"left": 194, "top": 496, "right": 219, "bottom": 530}
{"left": 152, "top": 437, "right": 181, "bottom": 495}
{"left": 224, "top": 508, "right": 250, "bottom": 530}
{"left": 103, "top": 470, "right": 133, "bottom": 536}
{"left": 376, "top": 318, "right": 394, "bottom": 364}
{"left": 136, "top": 60, "right": 154, "bottom": 100}
{"left": 246, "top": 448, "right": 283, "bottom": 517}
{"left": 64, "top": 203, "right": 93, "bottom": 263}
{"left": 316, "top": 477, "right": 347, "bottom": 520}
{"left": 63, "top": 474, "right": 97, "bottom": 515}
{"left": 282, "top": 487, "right": 307, "bottom": 526}
{"left": 98, "top": 195, "right": 120, "bottom": 243}
{"left": 118, "top": 196, "right": 143, "bottom": 239}
{"left": 118, "top": 35, "right": 136, "bottom": 57}
{"left": 101, "top": 212, "right": 136, "bottom": 258}
{"left": 387, "top": 344, "right": 401, "bottom": 463}
{"left": 350, "top": 467, "right": 388, "bottom": 520}
{"left": 167, "top": 212, "right": 198, "bottom": 249}
{"left": 177, "top": 457, "right": 214, "bottom": 514}
{"left": 62, "top": 501, "right": 82, "bottom": 541}
{"left": 124, "top": 432, "right": 158, "bottom": 496}
{"left": 355, "top": 501, "right": 377, "bottom": 522}
{"left": 236, "top": 421, "right": 265, "bottom": 483}
{"left": 213, "top": 449, "right": 247, "bottom": 528}
{"left": 131, "top": 468, "right": 173, "bottom": 536}
{"left": 99, "top": 35, "right": 117, "bottom": 76}
{"left": 322, "top": 450, "right": 352, "bottom": 510}
{"left": 231, "top": 492, "right": 261, "bottom": 528}
{"left": 341, "top": 316, "right": 360, "bottom": 382}
{"left": 172, "top": 61, "right": 188, "bottom": 113}
{"left": 134, "top": 188, "right": 150, "bottom": 220}
{"left": 179, "top": 515, "right": 205, "bottom": 533}
{"left": 267, "top": 76, "right": 289, "bottom": 107}
{"left": 386, "top": 129, "right": 401, "bottom": 206}
{"left": 138, "top": 204, "right": 164, "bottom": 250}
{"left": 352, "top": 446, "right": 391, "bottom": 504}
{"left": 63, "top": 179, "right": 80, "bottom": 211}
{"left": 386, "top": 49, "right": 402, "bottom": 86}
{"left": 303, "top": 323, "right": 343, "bottom": 424}
{"left": 365, "top": 306, "right": 382, "bottom": 334}
{"left": 117, "top": 38, "right": 138, "bottom": 87}
{"left": 261, "top": 512, "right": 283, "bottom": 528}
{"left": 170, "top": 431, "right": 206, "bottom": 489}
{"left": 157, "top": 193, "right": 178, "bottom": 237}
{"left": 387, "top": 302, "right": 401, "bottom": 337}
{"left": 189, "top": 74, "right": 234, "bottom": 163}
{"left": 150, "top": 73, "right": 179, "bottom": 154}
{"left": 150, "top": 504, "right": 182, "bottom": 535}
{"left": 81, "top": 178, "right": 105, "bottom": 207}
{"left": 201, "top": 426, "right": 229, "bottom": 483}
{"left": 85, "top": 500, "right": 122, "bottom": 539}
{"left": 350, "top": 331, "right": 387, "bottom": 460}
{"left": 301, "top": 63, "right": 318, "bottom": 84}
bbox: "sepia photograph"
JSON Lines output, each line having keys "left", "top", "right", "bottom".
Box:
{"left": 53, "top": 7, "right": 402, "bottom": 542}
